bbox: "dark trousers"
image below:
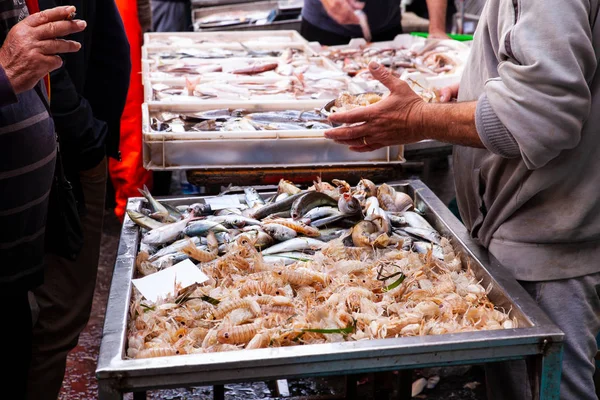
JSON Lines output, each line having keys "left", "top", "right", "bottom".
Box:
{"left": 300, "top": 19, "right": 402, "bottom": 46}
{"left": 27, "top": 158, "right": 107, "bottom": 400}
{"left": 1, "top": 290, "right": 32, "bottom": 399}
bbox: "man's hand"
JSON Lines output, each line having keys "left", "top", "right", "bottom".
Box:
{"left": 325, "top": 61, "right": 426, "bottom": 152}
{"left": 321, "top": 0, "right": 364, "bottom": 25}
{"left": 0, "top": 6, "right": 86, "bottom": 94}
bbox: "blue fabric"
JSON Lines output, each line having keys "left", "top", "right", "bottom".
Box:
{"left": 302, "top": 0, "right": 400, "bottom": 38}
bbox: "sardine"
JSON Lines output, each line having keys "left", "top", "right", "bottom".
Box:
{"left": 184, "top": 220, "right": 229, "bottom": 237}
{"left": 250, "top": 192, "right": 305, "bottom": 220}
{"left": 262, "top": 223, "right": 297, "bottom": 242}
{"left": 127, "top": 210, "right": 166, "bottom": 231}
{"left": 261, "top": 237, "right": 325, "bottom": 255}
{"left": 402, "top": 211, "right": 434, "bottom": 231}
{"left": 412, "top": 241, "right": 444, "bottom": 260}
{"left": 150, "top": 252, "right": 190, "bottom": 269}
{"left": 163, "top": 203, "right": 183, "bottom": 221}
{"left": 244, "top": 188, "right": 265, "bottom": 208}
{"left": 291, "top": 192, "right": 338, "bottom": 220}
{"left": 138, "top": 185, "right": 173, "bottom": 222}
{"left": 303, "top": 207, "right": 341, "bottom": 221}
{"left": 142, "top": 217, "right": 191, "bottom": 245}
{"left": 402, "top": 227, "right": 442, "bottom": 245}
{"left": 148, "top": 237, "right": 202, "bottom": 261}
{"left": 310, "top": 214, "right": 350, "bottom": 228}
{"left": 208, "top": 215, "right": 261, "bottom": 228}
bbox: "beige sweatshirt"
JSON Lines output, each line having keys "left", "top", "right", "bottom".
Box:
{"left": 455, "top": 0, "right": 600, "bottom": 281}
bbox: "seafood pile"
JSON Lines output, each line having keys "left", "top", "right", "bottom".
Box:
{"left": 323, "top": 92, "right": 383, "bottom": 114}
{"left": 127, "top": 180, "right": 515, "bottom": 359}
{"left": 150, "top": 109, "right": 331, "bottom": 132}
{"left": 149, "top": 46, "right": 306, "bottom": 61}
{"left": 151, "top": 77, "right": 344, "bottom": 102}
{"left": 321, "top": 39, "right": 467, "bottom": 78}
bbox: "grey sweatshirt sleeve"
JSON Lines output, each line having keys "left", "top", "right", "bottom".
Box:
{"left": 476, "top": 0, "right": 596, "bottom": 169}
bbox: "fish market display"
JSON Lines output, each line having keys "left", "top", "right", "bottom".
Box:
{"left": 127, "top": 180, "right": 515, "bottom": 359}
{"left": 150, "top": 109, "right": 332, "bottom": 133}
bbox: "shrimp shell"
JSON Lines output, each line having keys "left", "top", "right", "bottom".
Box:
{"left": 212, "top": 298, "right": 261, "bottom": 320}
{"left": 239, "top": 280, "right": 281, "bottom": 297}
{"left": 136, "top": 347, "right": 177, "bottom": 359}
{"left": 275, "top": 267, "right": 329, "bottom": 286}
{"left": 261, "top": 305, "right": 296, "bottom": 315}
{"left": 182, "top": 241, "right": 217, "bottom": 263}
{"left": 217, "top": 322, "right": 261, "bottom": 344}
{"left": 246, "top": 332, "right": 270, "bottom": 349}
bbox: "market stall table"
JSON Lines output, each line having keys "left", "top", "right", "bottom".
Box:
{"left": 96, "top": 180, "right": 564, "bottom": 400}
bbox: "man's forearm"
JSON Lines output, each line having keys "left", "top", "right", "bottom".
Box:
{"left": 425, "top": 0, "right": 447, "bottom": 34}
{"left": 419, "top": 101, "right": 485, "bottom": 148}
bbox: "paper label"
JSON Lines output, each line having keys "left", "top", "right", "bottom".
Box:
{"left": 205, "top": 195, "right": 242, "bottom": 210}
{"left": 132, "top": 259, "right": 209, "bottom": 303}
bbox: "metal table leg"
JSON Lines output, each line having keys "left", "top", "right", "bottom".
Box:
{"left": 538, "top": 341, "right": 564, "bottom": 400}
{"left": 214, "top": 384, "right": 225, "bottom": 400}
{"left": 396, "top": 370, "right": 412, "bottom": 400}
{"left": 345, "top": 374, "right": 359, "bottom": 400}
{"left": 98, "top": 381, "right": 123, "bottom": 400}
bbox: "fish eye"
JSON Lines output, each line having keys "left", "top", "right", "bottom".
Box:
{"left": 176, "top": 351, "right": 180, "bottom": 354}
{"left": 224, "top": 333, "right": 229, "bottom": 338}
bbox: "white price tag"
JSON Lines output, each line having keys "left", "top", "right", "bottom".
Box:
{"left": 132, "top": 259, "right": 209, "bottom": 303}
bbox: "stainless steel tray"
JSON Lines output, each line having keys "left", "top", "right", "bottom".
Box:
{"left": 97, "top": 180, "right": 564, "bottom": 399}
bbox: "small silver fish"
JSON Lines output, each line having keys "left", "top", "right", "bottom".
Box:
{"left": 149, "top": 236, "right": 201, "bottom": 261}
{"left": 402, "top": 211, "right": 434, "bottom": 231}
{"left": 262, "top": 223, "right": 297, "bottom": 242}
{"left": 303, "top": 207, "right": 341, "bottom": 221}
{"left": 127, "top": 210, "right": 166, "bottom": 231}
{"left": 142, "top": 217, "right": 191, "bottom": 245}
{"left": 402, "top": 227, "right": 442, "bottom": 245}
{"left": 244, "top": 187, "right": 265, "bottom": 208}
{"left": 261, "top": 237, "right": 325, "bottom": 255}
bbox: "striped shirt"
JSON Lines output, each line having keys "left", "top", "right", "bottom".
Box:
{"left": 0, "top": 0, "right": 56, "bottom": 292}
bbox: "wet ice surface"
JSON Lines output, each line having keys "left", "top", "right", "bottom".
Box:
{"left": 58, "top": 159, "right": 483, "bottom": 400}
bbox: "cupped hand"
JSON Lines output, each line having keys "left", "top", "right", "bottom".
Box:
{"left": 321, "top": 0, "right": 364, "bottom": 25}
{"left": 324, "top": 61, "right": 426, "bottom": 152}
{"left": 0, "top": 6, "right": 86, "bottom": 94}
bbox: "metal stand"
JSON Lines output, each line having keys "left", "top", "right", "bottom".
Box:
{"left": 345, "top": 374, "right": 359, "bottom": 400}
{"left": 397, "top": 370, "right": 413, "bottom": 400}
{"left": 214, "top": 384, "right": 225, "bottom": 400}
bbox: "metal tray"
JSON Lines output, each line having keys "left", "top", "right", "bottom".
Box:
{"left": 97, "top": 180, "right": 563, "bottom": 399}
